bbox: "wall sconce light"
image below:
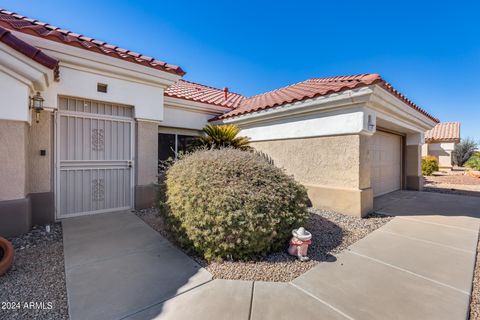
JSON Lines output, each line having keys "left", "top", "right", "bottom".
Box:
{"left": 30, "top": 92, "right": 44, "bottom": 123}
{"left": 367, "top": 115, "right": 375, "bottom": 131}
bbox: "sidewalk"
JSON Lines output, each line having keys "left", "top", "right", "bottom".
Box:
{"left": 63, "top": 191, "right": 480, "bottom": 319}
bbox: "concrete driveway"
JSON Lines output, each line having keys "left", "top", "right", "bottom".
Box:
{"left": 63, "top": 191, "right": 480, "bottom": 320}
{"left": 374, "top": 190, "right": 480, "bottom": 218}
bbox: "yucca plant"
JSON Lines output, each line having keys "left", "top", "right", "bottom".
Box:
{"left": 196, "top": 124, "right": 252, "bottom": 150}
{"left": 453, "top": 138, "right": 478, "bottom": 166}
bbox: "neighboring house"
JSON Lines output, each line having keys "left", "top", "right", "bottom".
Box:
{"left": 422, "top": 122, "right": 460, "bottom": 170}
{"left": 0, "top": 8, "right": 438, "bottom": 237}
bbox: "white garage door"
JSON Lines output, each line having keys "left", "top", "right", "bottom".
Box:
{"left": 371, "top": 131, "right": 402, "bottom": 197}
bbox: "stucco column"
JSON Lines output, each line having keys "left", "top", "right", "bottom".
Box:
{"left": 135, "top": 120, "right": 159, "bottom": 209}
{"left": 27, "top": 111, "right": 55, "bottom": 225}
{"left": 405, "top": 133, "right": 424, "bottom": 191}
{"left": 0, "top": 119, "right": 31, "bottom": 236}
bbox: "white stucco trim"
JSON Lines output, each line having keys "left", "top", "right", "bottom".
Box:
{"left": 0, "top": 42, "right": 53, "bottom": 91}
{"left": 164, "top": 96, "right": 231, "bottom": 115}
{"left": 158, "top": 126, "right": 202, "bottom": 136}
{"left": 428, "top": 142, "right": 456, "bottom": 151}
{"left": 220, "top": 84, "right": 436, "bottom": 141}
{"left": 162, "top": 97, "right": 229, "bottom": 130}
{"left": 136, "top": 118, "right": 162, "bottom": 125}
{"left": 219, "top": 86, "right": 373, "bottom": 126}
{"left": 369, "top": 86, "right": 437, "bottom": 131}
{"left": 238, "top": 107, "right": 375, "bottom": 142}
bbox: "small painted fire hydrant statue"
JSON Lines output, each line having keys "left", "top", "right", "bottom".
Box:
{"left": 288, "top": 227, "right": 312, "bottom": 262}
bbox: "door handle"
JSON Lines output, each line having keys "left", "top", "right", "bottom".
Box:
{"left": 127, "top": 161, "right": 133, "bottom": 168}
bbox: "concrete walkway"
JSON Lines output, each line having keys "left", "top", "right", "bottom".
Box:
{"left": 62, "top": 211, "right": 212, "bottom": 320}
{"left": 63, "top": 191, "right": 480, "bottom": 320}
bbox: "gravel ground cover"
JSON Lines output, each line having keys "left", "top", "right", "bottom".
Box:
{"left": 0, "top": 224, "right": 68, "bottom": 320}
{"left": 136, "top": 208, "right": 392, "bottom": 282}
{"left": 424, "top": 174, "right": 480, "bottom": 197}
{"left": 425, "top": 174, "right": 480, "bottom": 186}
{"left": 471, "top": 239, "right": 480, "bottom": 320}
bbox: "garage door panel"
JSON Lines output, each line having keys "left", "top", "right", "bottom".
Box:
{"left": 371, "top": 131, "right": 402, "bottom": 197}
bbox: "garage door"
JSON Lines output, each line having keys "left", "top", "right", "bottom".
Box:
{"left": 371, "top": 131, "right": 402, "bottom": 196}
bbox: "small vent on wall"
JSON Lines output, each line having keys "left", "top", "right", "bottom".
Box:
{"left": 97, "top": 83, "right": 108, "bottom": 93}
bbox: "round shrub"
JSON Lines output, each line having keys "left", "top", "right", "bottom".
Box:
{"left": 165, "top": 148, "right": 309, "bottom": 261}
{"left": 422, "top": 156, "right": 439, "bottom": 176}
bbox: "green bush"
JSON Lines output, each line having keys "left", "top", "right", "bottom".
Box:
{"left": 465, "top": 152, "right": 480, "bottom": 170}
{"left": 422, "top": 156, "right": 439, "bottom": 176}
{"left": 165, "top": 148, "right": 309, "bottom": 261}
{"left": 453, "top": 138, "right": 478, "bottom": 166}
{"left": 193, "top": 124, "right": 252, "bottom": 151}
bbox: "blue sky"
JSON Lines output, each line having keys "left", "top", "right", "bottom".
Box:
{"left": 2, "top": 1, "right": 479, "bottom": 139}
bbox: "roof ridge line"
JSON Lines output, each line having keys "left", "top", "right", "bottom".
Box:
{"left": 178, "top": 79, "right": 245, "bottom": 97}
{"left": 244, "top": 74, "right": 381, "bottom": 100}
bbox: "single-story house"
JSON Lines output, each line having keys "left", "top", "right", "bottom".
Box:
{"left": 422, "top": 122, "right": 460, "bottom": 170}
{"left": 0, "top": 8, "right": 438, "bottom": 237}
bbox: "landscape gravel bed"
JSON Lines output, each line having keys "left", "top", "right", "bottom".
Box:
{"left": 136, "top": 207, "right": 392, "bottom": 282}
{"left": 0, "top": 224, "right": 68, "bottom": 320}
{"left": 471, "top": 238, "right": 480, "bottom": 320}
{"left": 424, "top": 174, "right": 480, "bottom": 197}
{"left": 425, "top": 173, "right": 480, "bottom": 186}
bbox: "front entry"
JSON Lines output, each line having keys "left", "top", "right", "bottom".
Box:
{"left": 56, "top": 97, "right": 134, "bottom": 218}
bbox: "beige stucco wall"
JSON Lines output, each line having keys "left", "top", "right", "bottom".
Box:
{"left": 251, "top": 135, "right": 363, "bottom": 189}
{"left": 0, "top": 119, "right": 27, "bottom": 200}
{"left": 27, "top": 111, "right": 53, "bottom": 194}
{"left": 136, "top": 120, "right": 159, "bottom": 185}
{"left": 251, "top": 135, "right": 372, "bottom": 217}
{"left": 405, "top": 145, "right": 423, "bottom": 190}
{"left": 423, "top": 142, "right": 455, "bottom": 170}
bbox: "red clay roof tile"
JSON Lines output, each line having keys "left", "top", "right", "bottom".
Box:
{"left": 165, "top": 79, "right": 245, "bottom": 109}
{"left": 425, "top": 122, "right": 460, "bottom": 143}
{"left": 0, "top": 8, "right": 185, "bottom": 76}
{"left": 216, "top": 74, "right": 439, "bottom": 123}
{"left": 0, "top": 25, "right": 58, "bottom": 69}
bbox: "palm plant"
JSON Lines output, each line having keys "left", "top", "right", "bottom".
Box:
{"left": 196, "top": 124, "right": 252, "bottom": 150}
{"left": 452, "top": 138, "right": 478, "bottom": 166}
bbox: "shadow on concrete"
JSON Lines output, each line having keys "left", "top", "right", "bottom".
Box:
{"left": 374, "top": 190, "right": 480, "bottom": 219}
{"left": 62, "top": 211, "right": 212, "bottom": 320}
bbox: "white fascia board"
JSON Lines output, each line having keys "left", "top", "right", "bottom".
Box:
{"left": 369, "top": 86, "right": 437, "bottom": 131}
{"left": 164, "top": 96, "right": 230, "bottom": 115}
{"left": 238, "top": 106, "right": 373, "bottom": 142}
{"left": 428, "top": 142, "right": 455, "bottom": 151}
{"left": 219, "top": 86, "right": 373, "bottom": 126}
{"left": 0, "top": 42, "right": 52, "bottom": 91}
{"left": 370, "top": 107, "right": 429, "bottom": 134}
{"left": 12, "top": 31, "right": 181, "bottom": 88}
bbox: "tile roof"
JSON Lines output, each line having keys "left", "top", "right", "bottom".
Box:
{"left": 425, "top": 122, "right": 460, "bottom": 143}
{"left": 0, "top": 26, "right": 58, "bottom": 69}
{"left": 165, "top": 79, "right": 245, "bottom": 109}
{"left": 0, "top": 8, "right": 185, "bottom": 76}
{"left": 215, "top": 74, "right": 439, "bottom": 123}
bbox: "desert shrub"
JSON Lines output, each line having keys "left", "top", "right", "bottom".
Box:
{"left": 422, "top": 156, "right": 439, "bottom": 176}
{"left": 465, "top": 152, "right": 480, "bottom": 170}
{"left": 165, "top": 148, "right": 309, "bottom": 261}
{"left": 453, "top": 138, "right": 478, "bottom": 166}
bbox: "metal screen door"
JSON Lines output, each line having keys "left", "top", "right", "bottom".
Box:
{"left": 56, "top": 97, "right": 134, "bottom": 218}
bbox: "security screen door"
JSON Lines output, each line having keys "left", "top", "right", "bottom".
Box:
{"left": 56, "top": 97, "right": 134, "bottom": 218}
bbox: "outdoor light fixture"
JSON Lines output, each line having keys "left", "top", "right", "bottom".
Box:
{"left": 30, "top": 91, "right": 44, "bottom": 123}
{"left": 367, "top": 115, "right": 375, "bottom": 131}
